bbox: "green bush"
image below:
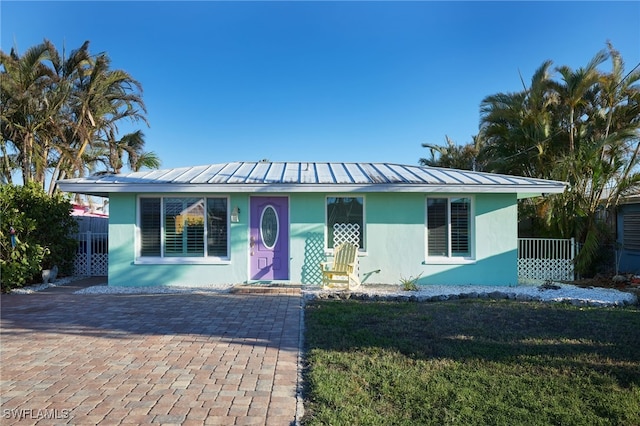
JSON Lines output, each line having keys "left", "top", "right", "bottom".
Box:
{"left": 399, "top": 273, "right": 422, "bottom": 291}
{"left": 1, "top": 183, "right": 78, "bottom": 292}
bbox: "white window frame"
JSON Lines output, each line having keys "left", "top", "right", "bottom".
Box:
{"left": 325, "top": 195, "right": 366, "bottom": 253}
{"left": 135, "top": 195, "right": 231, "bottom": 264}
{"left": 424, "top": 195, "right": 475, "bottom": 264}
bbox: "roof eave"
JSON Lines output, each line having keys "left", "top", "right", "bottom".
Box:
{"left": 58, "top": 182, "right": 567, "bottom": 196}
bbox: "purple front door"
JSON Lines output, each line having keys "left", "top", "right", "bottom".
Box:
{"left": 250, "top": 197, "right": 289, "bottom": 280}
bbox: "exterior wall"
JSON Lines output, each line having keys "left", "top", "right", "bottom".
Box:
{"left": 108, "top": 191, "right": 518, "bottom": 287}
{"left": 617, "top": 202, "right": 640, "bottom": 274}
{"left": 108, "top": 193, "right": 251, "bottom": 287}
{"left": 361, "top": 192, "right": 518, "bottom": 286}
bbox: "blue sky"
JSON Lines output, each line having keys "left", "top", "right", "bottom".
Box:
{"left": 2, "top": 1, "right": 639, "bottom": 171}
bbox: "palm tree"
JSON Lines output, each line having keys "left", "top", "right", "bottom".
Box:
{"left": 539, "top": 50, "right": 637, "bottom": 273}
{"left": 549, "top": 49, "right": 608, "bottom": 153}
{"left": 479, "top": 60, "right": 557, "bottom": 178}
{"left": 47, "top": 43, "right": 149, "bottom": 193}
{"left": 2, "top": 39, "right": 154, "bottom": 192}
{"left": 63, "top": 54, "right": 146, "bottom": 175}
{"left": 45, "top": 40, "right": 92, "bottom": 194}
{"left": 103, "top": 130, "right": 160, "bottom": 174}
{"left": 420, "top": 135, "right": 483, "bottom": 171}
{"left": 562, "top": 45, "right": 640, "bottom": 273}
{"left": 432, "top": 43, "right": 639, "bottom": 274}
{"left": 548, "top": 127, "right": 640, "bottom": 273}
{"left": 594, "top": 42, "right": 640, "bottom": 208}
{"left": 0, "top": 41, "right": 61, "bottom": 185}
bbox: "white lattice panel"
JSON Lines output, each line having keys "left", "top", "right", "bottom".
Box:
{"left": 74, "top": 253, "right": 90, "bottom": 276}
{"left": 73, "top": 232, "right": 108, "bottom": 277}
{"left": 332, "top": 223, "right": 360, "bottom": 281}
{"left": 518, "top": 238, "right": 577, "bottom": 281}
{"left": 333, "top": 223, "right": 360, "bottom": 246}
{"left": 518, "top": 258, "right": 574, "bottom": 281}
{"left": 91, "top": 254, "right": 108, "bottom": 276}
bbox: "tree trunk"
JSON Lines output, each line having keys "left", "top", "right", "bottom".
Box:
{"left": 22, "top": 132, "right": 34, "bottom": 184}
{"left": 568, "top": 107, "right": 575, "bottom": 153}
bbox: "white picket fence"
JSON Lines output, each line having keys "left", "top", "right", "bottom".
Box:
{"left": 73, "top": 232, "right": 108, "bottom": 276}
{"left": 518, "top": 237, "right": 577, "bottom": 281}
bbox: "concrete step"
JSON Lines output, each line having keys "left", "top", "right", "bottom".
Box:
{"left": 231, "top": 284, "right": 301, "bottom": 295}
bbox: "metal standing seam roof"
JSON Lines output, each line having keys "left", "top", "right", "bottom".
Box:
{"left": 57, "top": 161, "right": 568, "bottom": 197}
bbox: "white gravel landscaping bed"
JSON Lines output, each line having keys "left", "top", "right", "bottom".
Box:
{"left": 9, "top": 276, "right": 87, "bottom": 294}
{"left": 10, "top": 277, "right": 637, "bottom": 307}
{"left": 303, "top": 282, "right": 638, "bottom": 307}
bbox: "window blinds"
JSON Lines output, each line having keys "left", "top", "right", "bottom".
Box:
{"left": 139, "top": 197, "right": 228, "bottom": 258}
{"left": 140, "top": 198, "right": 161, "bottom": 256}
{"left": 427, "top": 198, "right": 448, "bottom": 256}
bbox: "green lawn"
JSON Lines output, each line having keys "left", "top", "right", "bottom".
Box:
{"left": 302, "top": 299, "right": 640, "bottom": 425}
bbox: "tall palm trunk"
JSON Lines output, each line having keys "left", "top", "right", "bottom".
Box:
{"left": 568, "top": 107, "right": 575, "bottom": 153}
{"left": 21, "top": 132, "right": 34, "bottom": 184}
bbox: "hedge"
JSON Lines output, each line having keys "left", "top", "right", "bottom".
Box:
{"left": 1, "top": 183, "right": 78, "bottom": 292}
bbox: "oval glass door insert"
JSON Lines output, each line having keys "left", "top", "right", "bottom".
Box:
{"left": 260, "top": 206, "right": 279, "bottom": 249}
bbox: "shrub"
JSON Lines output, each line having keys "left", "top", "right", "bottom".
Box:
{"left": 399, "top": 273, "right": 422, "bottom": 291}
{"left": 0, "top": 183, "right": 78, "bottom": 292}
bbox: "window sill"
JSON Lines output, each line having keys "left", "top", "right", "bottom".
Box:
{"left": 135, "top": 257, "right": 231, "bottom": 265}
{"left": 422, "top": 258, "right": 476, "bottom": 265}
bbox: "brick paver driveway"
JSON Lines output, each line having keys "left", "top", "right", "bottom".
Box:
{"left": 1, "top": 290, "right": 302, "bottom": 425}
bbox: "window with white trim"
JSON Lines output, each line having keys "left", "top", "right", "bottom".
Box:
{"left": 426, "top": 197, "right": 472, "bottom": 258}
{"left": 139, "top": 197, "right": 228, "bottom": 259}
{"left": 326, "top": 196, "right": 364, "bottom": 249}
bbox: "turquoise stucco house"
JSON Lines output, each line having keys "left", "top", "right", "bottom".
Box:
{"left": 58, "top": 161, "right": 567, "bottom": 287}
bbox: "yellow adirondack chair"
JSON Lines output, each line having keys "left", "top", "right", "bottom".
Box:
{"left": 320, "top": 242, "right": 361, "bottom": 289}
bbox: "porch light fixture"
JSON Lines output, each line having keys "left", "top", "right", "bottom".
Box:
{"left": 231, "top": 206, "right": 240, "bottom": 223}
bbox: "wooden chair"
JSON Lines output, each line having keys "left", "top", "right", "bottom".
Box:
{"left": 320, "top": 242, "right": 361, "bottom": 289}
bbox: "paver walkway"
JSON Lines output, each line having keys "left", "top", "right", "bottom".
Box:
{"left": 1, "top": 286, "right": 302, "bottom": 425}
